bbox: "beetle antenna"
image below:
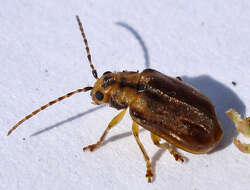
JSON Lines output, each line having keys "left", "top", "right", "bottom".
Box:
{"left": 7, "top": 86, "right": 93, "bottom": 136}
{"left": 76, "top": 15, "right": 98, "bottom": 79}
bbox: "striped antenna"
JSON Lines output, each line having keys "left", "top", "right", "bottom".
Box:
{"left": 7, "top": 86, "right": 93, "bottom": 136}
{"left": 76, "top": 15, "right": 98, "bottom": 79}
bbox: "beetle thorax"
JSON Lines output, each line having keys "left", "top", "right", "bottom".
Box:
{"left": 91, "top": 71, "right": 141, "bottom": 110}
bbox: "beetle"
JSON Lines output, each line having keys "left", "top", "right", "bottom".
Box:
{"left": 7, "top": 15, "right": 223, "bottom": 183}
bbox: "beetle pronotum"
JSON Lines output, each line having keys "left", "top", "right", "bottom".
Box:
{"left": 8, "top": 16, "right": 223, "bottom": 183}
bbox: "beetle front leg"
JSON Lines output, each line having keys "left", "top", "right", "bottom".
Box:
{"left": 151, "top": 133, "right": 184, "bottom": 162}
{"left": 132, "top": 121, "right": 153, "bottom": 183}
{"left": 83, "top": 109, "right": 127, "bottom": 152}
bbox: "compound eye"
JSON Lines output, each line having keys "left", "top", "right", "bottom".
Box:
{"left": 95, "top": 91, "right": 104, "bottom": 101}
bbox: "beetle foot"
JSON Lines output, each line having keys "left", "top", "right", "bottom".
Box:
{"left": 146, "top": 169, "right": 153, "bottom": 183}
{"left": 171, "top": 151, "right": 184, "bottom": 163}
{"left": 83, "top": 143, "right": 100, "bottom": 152}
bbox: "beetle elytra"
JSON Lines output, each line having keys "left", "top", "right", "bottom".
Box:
{"left": 8, "top": 16, "right": 223, "bottom": 183}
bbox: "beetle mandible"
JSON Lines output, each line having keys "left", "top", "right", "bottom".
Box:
{"left": 8, "top": 16, "right": 223, "bottom": 183}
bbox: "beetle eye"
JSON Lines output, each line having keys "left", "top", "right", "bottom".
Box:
{"left": 103, "top": 71, "right": 111, "bottom": 75}
{"left": 95, "top": 91, "right": 104, "bottom": 101}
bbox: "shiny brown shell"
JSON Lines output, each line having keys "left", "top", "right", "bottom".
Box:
{"left": 129, "top": 69, "right": 223, "bottom": 154}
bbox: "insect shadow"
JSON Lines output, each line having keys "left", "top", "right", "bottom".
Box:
{"left": 116, "top": 22, "right": 150, "bottom": 69}
{"left": 30, "top": 106, "right": 105, "bottom": 137}
{"left": 182, "top": 75, "right": 246, "bottom": 152}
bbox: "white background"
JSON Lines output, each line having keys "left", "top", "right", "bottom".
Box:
{"left": 1, "top": 1, "right": 250, "bottom": 190}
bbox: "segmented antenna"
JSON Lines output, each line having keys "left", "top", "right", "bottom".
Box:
{"left": 76, "top": 15, "right": 98, "bottom": 79}
{"left": 7, "top": 86, "right": 93, "bottom": 136}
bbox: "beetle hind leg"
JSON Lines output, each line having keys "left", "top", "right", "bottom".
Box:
{"left": 132, "top": 121, "right": 153, "bottom": 183}
{"left": 151, "top": 133, "right": 184, "bottom": 162}
{"left": 83, "top": 109, "right": 127, "bottom": 152}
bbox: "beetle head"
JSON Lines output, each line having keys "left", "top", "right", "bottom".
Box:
{"left": 91, "top": 71, "right": 116, "bottom": 105}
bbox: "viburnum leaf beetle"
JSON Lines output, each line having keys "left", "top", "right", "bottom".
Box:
{"left": 8, "top": 15, "right": 223, "bottom": 183}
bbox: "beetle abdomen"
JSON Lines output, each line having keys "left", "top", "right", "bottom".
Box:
{"left": 129, "top": 69, "right": 223, "bottom": 154}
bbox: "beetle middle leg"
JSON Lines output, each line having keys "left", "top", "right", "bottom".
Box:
{"left": 151, "top": 133, "right": 184, "bottom": 162}
{"left": 83, "top": 109, "right": 127, "bottom": 151}
{"left": 132, "top": 121, "right": 153, "bottom": 183}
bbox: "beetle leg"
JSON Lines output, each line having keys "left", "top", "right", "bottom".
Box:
{"left": 151, "top": 133, "right": 184, "bottom": 162}
{"left": 132, "top": 121, "right": 153, "bottom": 183}
{"left": 83, "top": 109, "right": 127, "bottom": 152}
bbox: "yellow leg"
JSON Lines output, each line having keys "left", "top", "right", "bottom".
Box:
{"left": 132, "top": 121, "right": 153, "bottom": 183}
{"left": 151, "top": 133, "right": 184, "bottom": 162}
{"left": 83, "top": 109, "right": 127, "bottom": 151}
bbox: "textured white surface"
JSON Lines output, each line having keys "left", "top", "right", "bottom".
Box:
{"left": 1, "top": 1, "right": 250, "bottom": 190}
